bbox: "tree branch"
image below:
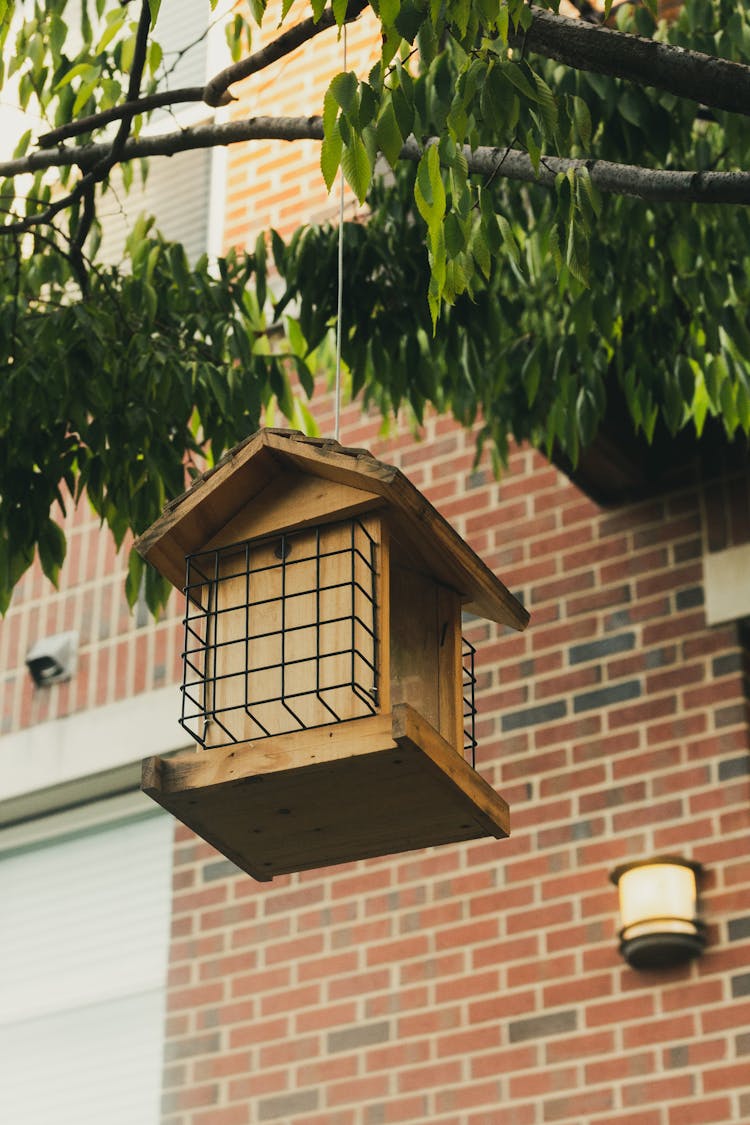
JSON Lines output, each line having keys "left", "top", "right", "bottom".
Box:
{"left": 517, "top": 5, "right": 750, "bottom": 117}
{"left": 38, "top": 0, "right": 371, "bottom": 149}
{"left": 6, "top": 0, "right": 154, "bottom": 240}
{"left": 4, "top": 116, "right": 750, "bottom": 205}
{"left": 32, "top": 0, "right": 750, "bottom": 157}
{"left": 203, "top": 0, "right": 369, "bottom": 106}
{"left": 37, "top": 88, "right": 206, "bottom": 148}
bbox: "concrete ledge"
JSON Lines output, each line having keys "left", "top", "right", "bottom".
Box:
{"left": 703, "top": 544, "right": 750, "bottom": 625}
{"left": 0, "top": 685, "right": 190, "bottom": 825}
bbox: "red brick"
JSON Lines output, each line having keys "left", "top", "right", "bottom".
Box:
{"left": 621, "top": 1013, "right": 696, "bottom": 1048}
{"left": 586, "top": 993, "right": 655, "bottom": 1028}
{"left": 468, "top": 988, "right": 537, "bottom": 1024}
{"left": 510, "top": 1063, "right": 578, "bottom": 1098}
{"left": 702, "top": 1061, "right": 750, "bottom": 1092}
{"left": 506, "top": 900, "right": 575, "bottom": 936}
{"left": 397, "top": 1060, "right": 463, "bottom": 1094}
{"left": 667, "top": 1098, "right": 734, "bottom": 1125}
{"left": 622, "top": 1072, "right": 694, "bottom": 1105}
{"left": 701, "top": 998, "right": 750, "bottom": 1034}
{"left": 295, "top": 1001, "right": 359, "bottom": 1034}
{"left": 366, "top": 934, "right": 430, "bottom": 967}
{"left": 660, "top": 978, "right": 724, "bottom": 1011}
{"left": 585, "top": 1049, "right": 655, "bottom": 1085}
{"left": 545, "top": 1029, "right": 615, "bottom": 1064}
{"left": 543, "top": 972, "right": 612, "bottom": 1008}
{"left": 326, "top": 1073, "right": 391, "bottom": 1105}
{"left": 542, "top": 1087, "right": 614, "bottom": 1120}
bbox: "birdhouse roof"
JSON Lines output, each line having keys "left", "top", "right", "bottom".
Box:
{"left": 135, "top": 428, "right": 529, "bottom": 630}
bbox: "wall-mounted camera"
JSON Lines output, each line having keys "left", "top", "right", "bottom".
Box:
{"left": 25, "top": 631, "right": 79, "bottom": 686}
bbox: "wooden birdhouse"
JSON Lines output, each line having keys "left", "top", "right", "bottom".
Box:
{"left": 136, "top": 429, "right": 529, "bottom": 881}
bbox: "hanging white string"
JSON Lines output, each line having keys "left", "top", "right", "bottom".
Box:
{"left": 333, "top": 25, "right": 347, "bottom": 444}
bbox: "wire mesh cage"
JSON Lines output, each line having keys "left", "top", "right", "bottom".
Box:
{"left": 180, "top": 518, "right": 379, "bottom": 749}
{"left": 462, "top": 638, "right": 477, "bottom": 767}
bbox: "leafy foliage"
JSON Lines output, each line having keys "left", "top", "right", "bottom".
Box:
{"left": 0, "top": 219, "right": 311, "bottom": 613}
{"left": 2, "top": 0, "right": 750, "bottom": 613}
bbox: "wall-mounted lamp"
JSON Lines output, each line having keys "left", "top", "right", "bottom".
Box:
{"left": 610, "top": 856, "right": 706, "bottom": 970}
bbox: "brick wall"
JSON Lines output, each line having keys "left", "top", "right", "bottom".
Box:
{"left": 0, "top": 500, "right": 183, "bottom": 736}
{"left": 156, "top": 403, "right": 750, "bottom": 1125}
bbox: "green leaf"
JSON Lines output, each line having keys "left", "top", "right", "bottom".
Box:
{"left": 576, "top": 387, "right": 598, "bottom": 446}
{"left": 332, "top": 0, "right": 349, "bottom": 27}
{"left": 147, "top": 0, "right": 161, "bottom": 27}
{"left": 73, "top": 74, "right": 100, "bottom": 116}
{"left": 502, "top": 61, "right": 535, "bottom": 101}
{"left": 380, "top": 0, "right": 401, "bottom": 24}
{"left": 341, "top": 135, "right": 372, "bottom": 203}
{"left": 375, "top": 100, "right": 403, "bottom": 169}
{"left": 471, "top": 224, "right": 491, "bottom": 280}
{"left": 321, "top": 127, "right": 343, "bottom": 192}
{"left": 330, "top": 71, "right": 358, "bottom": 117}
{"left": 571, "top": 95, "right": 592, "bottom": 149}
{"left": 255, "top": 231, "right": 267, "bottom": 310}
{"left": 55, "top": 62, "right": 99, "bottom": 90}
{"left": 395, "top": 0, "right": 426, "bottom": 43}
{"left": 248, "top": 0, "right": 266, "bottom": 25}
{"left": 522, "top": 344, "right": 541, "bottom": 407}
{"left": 530, "top": 68, "right": 557, "bottom": 133}
{"left": 96, "top": 9, "right": 127, "bottom": 53}
{"left": 415, "top": 145, "right": 446, "bottom": 235}
{"left": 125, "top": 549, "right": 145, "bottom": 608}
{"left": 497, "top": 215, "right": 520, "bottom": 266}
{"left": 13, "top": 129, "right": 31, "bottom": 158}
{"left": 692, "top": 372, "right": 710, "bottom": 437}
{"left": 38, "top": 519, "right": 66, "bottom": 587}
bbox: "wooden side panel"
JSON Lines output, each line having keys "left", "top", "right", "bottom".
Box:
{"left": 375, "top": 521, "right": 391, "bottom": 715}
{"left": 389, "top": 555, "right": 464, "bottom": 752}
{"left": 389, "top": 563, "right": 440, "bottom": 734}
{"left": 437, "top": 585, "right": 464, "bottom": 753}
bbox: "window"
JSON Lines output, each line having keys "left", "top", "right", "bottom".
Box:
{"left": 0, "top": 804, "right": 173, "bottom": 1125}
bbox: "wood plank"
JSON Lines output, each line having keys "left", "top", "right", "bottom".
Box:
{"left": 437, "top": 584, "right": 464, "bottom": 752}
{"left": 391, "top": 703, "right": 510, "bottom": 838}
{"left": 389, "top": 561, "right": 441, "bottom": 738}
{"left": 375, "top": 520, "right": 391, "bottom": 715}
{"left": 144, "top": 711, "right": 397, "bottom": 792}
{"left": 203, "top": 471, "right": 383, "bottom": 550}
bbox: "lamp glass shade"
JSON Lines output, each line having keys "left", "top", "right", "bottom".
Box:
{"left": 617, "top": 862, "right": 697, "bottom": 940}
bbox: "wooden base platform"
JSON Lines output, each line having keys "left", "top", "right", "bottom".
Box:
{"left": 142, "top": 704, "right": 510, "bottom": 881}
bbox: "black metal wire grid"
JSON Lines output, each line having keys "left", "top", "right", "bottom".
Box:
{"left": 179, "top": 518, "right": 379, "bottom": 749}
{"left": 462, "top": 637, "right": 477, "bottom": 767}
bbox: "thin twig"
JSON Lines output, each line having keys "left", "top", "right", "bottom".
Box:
{"left": 202, "top": 0, "right": 369, "bottom": 106}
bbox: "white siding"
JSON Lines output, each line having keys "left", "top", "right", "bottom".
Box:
{"left": 97, "top": 144, "right": 213, "bottom": 265}
{"left": 0, "top": 812, "right": 173, "bottom": 1125}
{"left": 95, "top": 0, "right": 216, "bottom": 265}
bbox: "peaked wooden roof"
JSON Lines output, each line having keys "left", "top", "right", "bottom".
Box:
{"left": 135, "top": 428, "right": 529, "bottom": 630}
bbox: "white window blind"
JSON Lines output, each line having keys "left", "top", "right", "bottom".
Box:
{"left": 95, "top": 0, "right": 217, "bottom": 265}
{"left": 0, "top": 811, "right": 173, "bottom": 1125}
